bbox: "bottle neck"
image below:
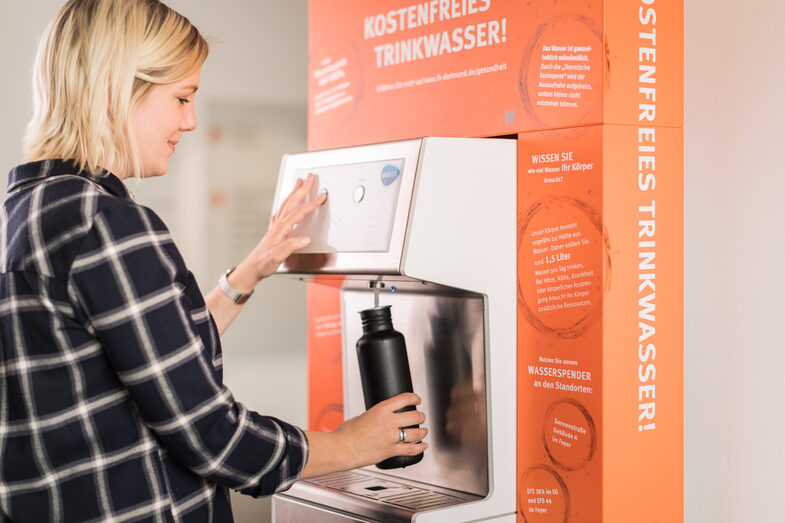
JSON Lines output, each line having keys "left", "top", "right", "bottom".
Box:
{"left": 360, "top": 305, "right": 395, "bottom": 334}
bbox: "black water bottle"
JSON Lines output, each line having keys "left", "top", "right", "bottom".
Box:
{"left": 356, "top": 305, "right": 424, "bottom": 469}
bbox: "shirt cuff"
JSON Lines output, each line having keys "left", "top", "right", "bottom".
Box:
{"left": 252, "top": 418, "right": 310, "bottom": 497}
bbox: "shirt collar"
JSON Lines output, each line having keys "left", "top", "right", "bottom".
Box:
{"left": 6, "top": 159, "right": 134, "bottom": 200}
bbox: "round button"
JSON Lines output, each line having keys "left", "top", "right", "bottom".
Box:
{"left": 353, "top": 185, "right": 365, "bottom": 203}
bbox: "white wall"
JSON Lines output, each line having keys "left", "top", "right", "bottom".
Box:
{"left": 684, "top": 1, "right": 785, "bottom": 522}
{"left": 0, "top": 0, "right": 62, "bottom": 173}
{"left": 3, "top": 1, "right": 785, "bottom": 522}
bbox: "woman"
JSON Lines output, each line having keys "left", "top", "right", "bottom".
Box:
{"left": 0, "top": 1, "right": 427, "bottom": 521}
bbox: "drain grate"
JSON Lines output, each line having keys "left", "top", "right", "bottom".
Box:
{"left": 383, "top": 490, "right": 462, "bottom": 510}
{"left": 308, "top": 471, "right": 465, "bottom": 511}
{"left": 313, "top": 471, "right": 370, "bottom": 489}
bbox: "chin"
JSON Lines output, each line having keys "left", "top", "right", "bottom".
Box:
{"left": 143, "top": 162, "right": 169, "bottom": 178}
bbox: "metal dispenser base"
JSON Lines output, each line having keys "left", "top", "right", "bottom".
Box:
{"left": 273, "top": 470, "right": 482, "bottom": 522}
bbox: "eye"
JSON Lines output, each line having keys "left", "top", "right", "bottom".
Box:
{"left": 178, "top": 97, "right": 191, "bottom": 105}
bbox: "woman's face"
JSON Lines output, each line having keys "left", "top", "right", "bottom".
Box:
{"left": 132, "top": 68, "right": 201, "bottom": 178}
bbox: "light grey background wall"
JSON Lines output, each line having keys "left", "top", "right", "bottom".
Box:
{"left": 684, "top": 1, "right": 785, "bottom": 522}
{"left": 2, "top": 1, "right": 784, "bottom": 522}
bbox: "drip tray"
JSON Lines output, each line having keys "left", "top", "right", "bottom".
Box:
{"left": 276, "top": 470, "right": 483, "bottom": 522}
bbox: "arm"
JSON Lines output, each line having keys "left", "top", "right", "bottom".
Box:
{"left": 68, "top": 203, "right": 307, "bottom": 496}
{"left": 302, "top": 393, "right": 429, "bottom": 478}
{"left": 206, "top": 173, "right": 326, "bottom": 336}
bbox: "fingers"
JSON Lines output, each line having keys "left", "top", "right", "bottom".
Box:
{"left": 392, "top": 426, "right": 428, "bottom": 458}
{"left": 396, "top": 426, "right": 428, "bottom": 444}
{"left": 334, "top": 394, "right": 429, "bottom": 468}
{"left": 277, "top": 174, "right": 318, "bottom": 222}
{"left": 267, "top": 199, "right": 325, "bottom": 251}
{"left": 250, "top": 174, "right": 325, "bottom": 280}
{"left": 376, "top": 392, "right": 421, "bottom": 413}
{"left": 394, "top": 408, "right": 426, "bottom": 428}
{"left": 280, "top": 190, "right": 327, "bottom": 228}
{"left": 373, "top": 393, "right": 427, "bottom": 446}
{"left": 277, "top": 177, "right": 307, "bottom": 216}
{"left": 270, "top": 177, "right": 326, "bottom": 240}
{"left": 397, "top": 441, "right": 428, "bottom": 456}
{"left": 268, "top": 236, "right": 312, "bottom": 265}
{"left": 274, "top": 178, "right": 304, "bottom": 222}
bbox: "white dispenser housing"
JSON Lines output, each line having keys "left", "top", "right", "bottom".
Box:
{"left": 271, "top": 137, "right": 516, "bottom": 522}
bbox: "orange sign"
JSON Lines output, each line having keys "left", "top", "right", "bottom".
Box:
{"left": 306, "top": 276, "right": 346, "bottom": 432}
{"left": 517, "top": 124, "right": 683, "bottom": 521}
{"left": 308, "top": 0, "right": 683, "bottom": 150}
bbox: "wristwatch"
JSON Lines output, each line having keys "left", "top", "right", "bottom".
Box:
{"left": 218, "top": 267, "right": 254, "bottom": 304}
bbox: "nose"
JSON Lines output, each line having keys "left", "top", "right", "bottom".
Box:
{"left": 181, "top": 103, "right": 197, "bottom": 132}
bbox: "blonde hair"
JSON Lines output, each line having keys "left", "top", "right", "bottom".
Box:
{"left": 23, "top": 0, "right": 209, "bottom": 177}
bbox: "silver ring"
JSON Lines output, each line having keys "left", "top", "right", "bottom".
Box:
{"left": 398, "top": 428, "right": 407, "bottom": 443}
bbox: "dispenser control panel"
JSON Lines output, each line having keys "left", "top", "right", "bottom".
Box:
{"left": 272, "top": 138, "right": 421, "bottom": 273}
{"left": 285, "top": 158, "right": 404, "bottom": 253}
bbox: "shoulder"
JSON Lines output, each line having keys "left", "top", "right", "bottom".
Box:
{"left": 90, "top": 196, "right": 170, "bottom": 241}
{"left": 2, "top": 173, "right": 172, "bottom": 278}
{"left": 72, "top": 192, "right": 187, "bottom": 283}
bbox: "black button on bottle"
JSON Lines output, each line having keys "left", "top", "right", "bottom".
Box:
{"left": 356, "top": 305, "right": 424, "bottom": 469}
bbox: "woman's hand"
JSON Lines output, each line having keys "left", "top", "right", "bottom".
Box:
{"left": 302, "top": 393, "right": 428, "bottom": 478}
{"left": 241, "top": 173, "right": 326, "bottom": 283}
{"left": 205, "top": 173, "right": 325, "bottom": 336}
{"left": 335, "top": 393, "right": 428, "bottom": 469}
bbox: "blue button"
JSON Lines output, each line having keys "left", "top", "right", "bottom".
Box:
{"left": 381, "top": 164, "right": 400, "bottom": 186}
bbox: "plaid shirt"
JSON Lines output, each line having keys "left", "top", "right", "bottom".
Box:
{"left": 0, "top": 160, "right": 308, "bottom": 522}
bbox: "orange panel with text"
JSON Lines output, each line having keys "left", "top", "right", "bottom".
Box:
{"left": 517, "top": 124, "right": 683, "bottom": 522}
{"left": 308, "top": 0, "right": 682, "bottom": 150}
{"left": 307, "top": 276, "right": 346, "bottom": 432}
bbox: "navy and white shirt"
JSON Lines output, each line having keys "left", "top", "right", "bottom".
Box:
{"left": 0, "top": 160, "right": 308, "bottom": 522}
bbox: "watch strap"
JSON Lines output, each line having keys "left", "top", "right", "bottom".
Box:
{"left": 218, "top": 267, "right": 254, "bottom": 305}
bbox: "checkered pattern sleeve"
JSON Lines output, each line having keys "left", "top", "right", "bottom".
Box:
{"left": 66, "top": 202, "right": 309, "bottom": 497}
